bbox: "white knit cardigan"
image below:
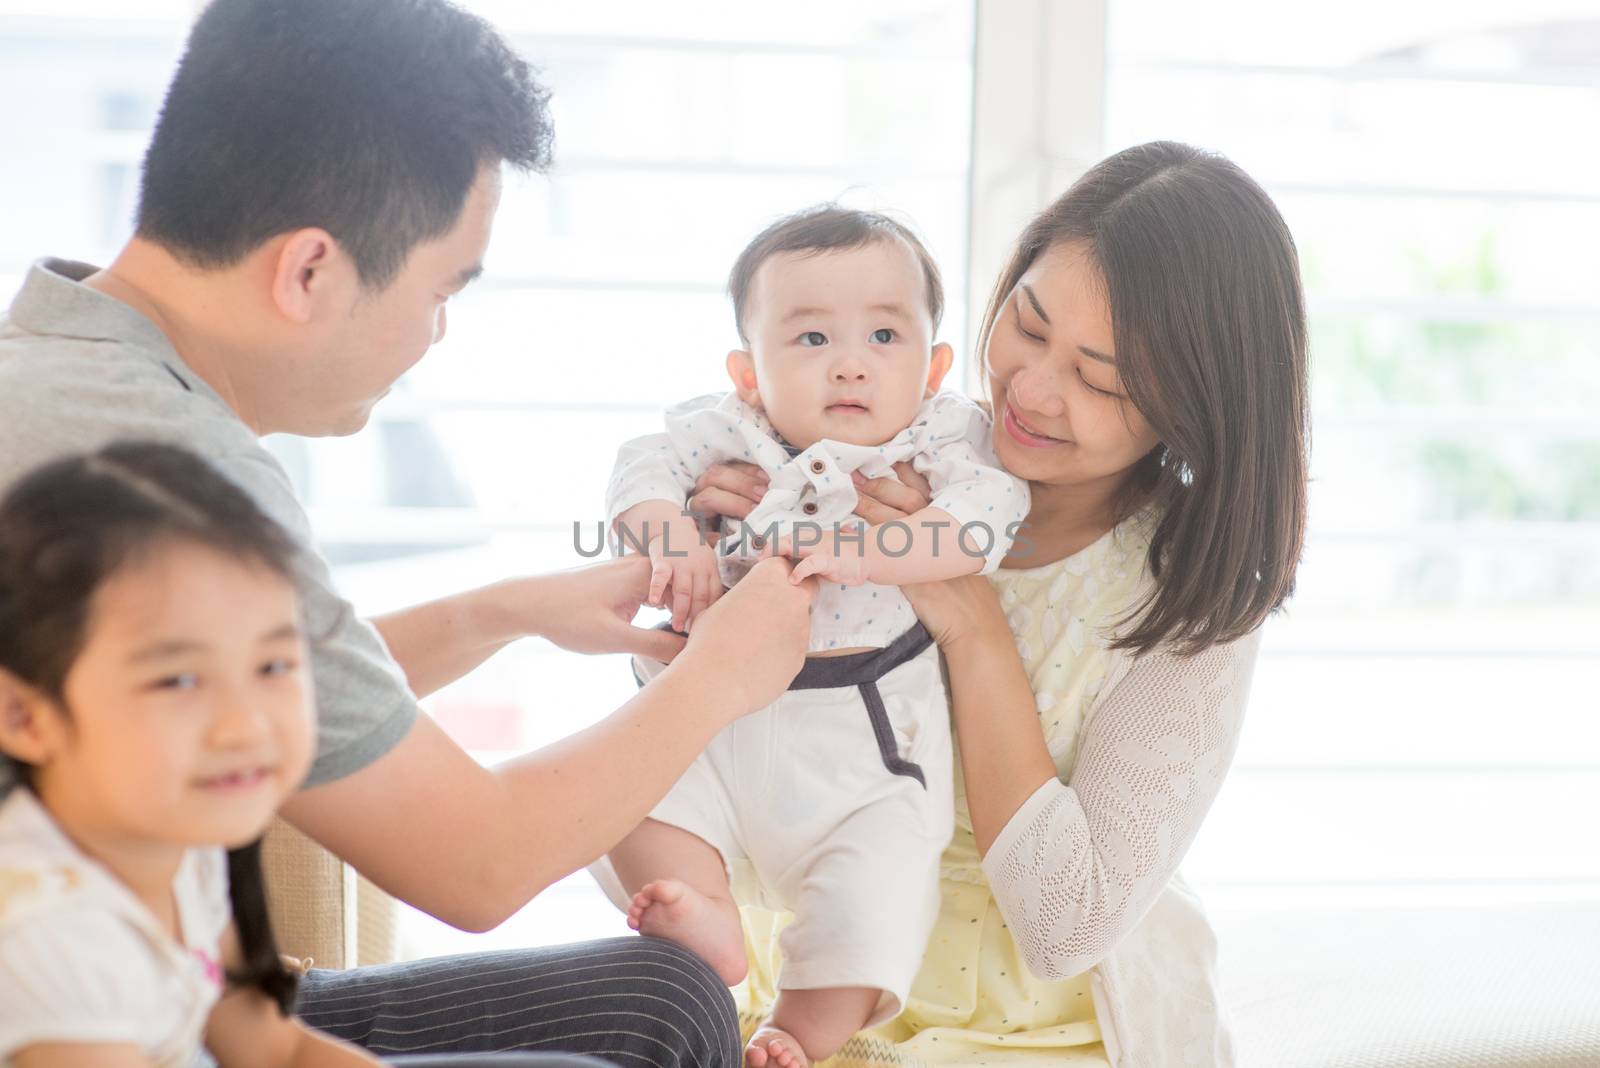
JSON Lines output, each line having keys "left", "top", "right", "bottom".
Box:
{"left": 979, "top": 627, "right": 1262, "bottom": 1067}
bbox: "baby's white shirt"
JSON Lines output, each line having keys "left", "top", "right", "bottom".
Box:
{"left": 0, "top": 788, "right": 231, "bottom": 1068}
{"left": 606, "top": 389, "right": 1031, "bottom": 651}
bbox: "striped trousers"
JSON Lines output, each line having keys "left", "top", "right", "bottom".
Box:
{"left": 297, "top": 937, "right": 741, "bottom": 1067}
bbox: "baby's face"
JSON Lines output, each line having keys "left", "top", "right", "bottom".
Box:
{"left": 729, "top": 239, "right": 950, "bottom": 450}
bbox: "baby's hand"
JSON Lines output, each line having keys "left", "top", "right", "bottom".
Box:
{"left": 770, "top": 527, "right": 871, "bottom": 587}
{"left": 647, "top": 514, "right": 723, "bottom": 632}
{"left": 789, "top": 550, "right": 870, "bottom": 586}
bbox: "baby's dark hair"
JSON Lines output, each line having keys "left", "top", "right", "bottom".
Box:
{"left": 0, "top": 441, "right": 302, "bottom": 1013}
{"left": 727, "top": 204, "right": 945, "bottom": 345}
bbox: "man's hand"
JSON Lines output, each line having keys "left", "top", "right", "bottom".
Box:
{"left": 672, "top": 555, "right": 817, "bottom": 716}
{"left": 520, "top": 555, "right": 688, "bottom": 663}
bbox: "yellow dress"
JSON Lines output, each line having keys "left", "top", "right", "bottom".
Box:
{"left": 735, "top": 510, "right": 1157, "bottom": 1066}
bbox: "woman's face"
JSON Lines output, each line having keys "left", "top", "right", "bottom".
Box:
{"left": 984, "top": 240, "right": 1161, "bottom": 492}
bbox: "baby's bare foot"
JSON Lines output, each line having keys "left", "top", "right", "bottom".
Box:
{"left": 627, "top": 878, "right": 747, "bottom": 985}
{"left": 745, "top": 1024, "right": 810, "bottom": 1068}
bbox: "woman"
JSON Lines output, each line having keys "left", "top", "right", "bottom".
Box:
{"left": 690, "top": 140, "right": 1309, "bottom": 1067}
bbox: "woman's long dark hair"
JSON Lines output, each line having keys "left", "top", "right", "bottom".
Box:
{"left": 0, "top": 441, "right": 302, "bottom": 1012}
{"left": 979, "top": 141, "right": 1310, "bottom": 656}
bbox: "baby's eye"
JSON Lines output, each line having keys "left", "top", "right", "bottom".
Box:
{"left": 798, "top": 331, "right": 828, "bottom": 347}
{"left": 870, "top": 328, "right": 896, "bottom": 344}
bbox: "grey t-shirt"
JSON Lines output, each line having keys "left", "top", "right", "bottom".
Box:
{"left": 0, "top": 259, "right": 418, "bottom": 793}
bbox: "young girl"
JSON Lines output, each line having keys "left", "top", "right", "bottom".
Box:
{"left": 0, "top": 441, "right": 380, "bottom": 1068}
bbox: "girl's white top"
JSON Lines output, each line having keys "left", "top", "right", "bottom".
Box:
{"left": 0, "top": 788, "right": 231, "bottom": 1068}
{"left": 606, "top": 389, "right": 1031, "bottom": 651}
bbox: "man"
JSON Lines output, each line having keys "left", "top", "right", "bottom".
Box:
{"left": 0, "top": 1, "right": 814, "bottom": 1064}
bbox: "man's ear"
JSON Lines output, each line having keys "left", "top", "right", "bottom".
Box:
{"left": 0, "top": 669, "right": 56, "bottom": 768}
{"left": 268, "top": 228, "right": 353, "bottom": 325}
{"left": 726, "top": 350, "right": 763, "bottom": 409}
{"left": 924, "top": 342, "right": 955, "bottom": 397}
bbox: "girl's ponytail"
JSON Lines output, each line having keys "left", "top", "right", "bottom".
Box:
{"left": 228, "top": 841, "right": 299, "bottom": 1013}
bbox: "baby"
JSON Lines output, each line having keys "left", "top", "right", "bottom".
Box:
{"left": 595, "top": 205, "right": 1030, "bottom": 1067}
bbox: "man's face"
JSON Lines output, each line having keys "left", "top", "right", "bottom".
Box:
{"left": 731, "top": 240, "right": 949, "bottom": 450}
{"left": 310, "top": 164, "right": 502, "bottom": 436}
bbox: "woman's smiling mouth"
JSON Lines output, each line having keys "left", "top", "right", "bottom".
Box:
{"left": 1002, "top": 399, "right": 1070, "bottom": 447}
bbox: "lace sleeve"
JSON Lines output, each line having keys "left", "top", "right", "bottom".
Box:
{"left": 979, "top": 628, "right": 1262, "bottom": 980}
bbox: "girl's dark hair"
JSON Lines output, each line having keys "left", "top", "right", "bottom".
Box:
{"left": 979, "top": 141, "right": 1310, "bottom": 656}
{"left": 0, "top": 441, "right": 303, "bottom": 1012}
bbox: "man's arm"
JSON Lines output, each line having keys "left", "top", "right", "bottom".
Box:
{"left": 280, "top": 556, "right": 814, "bottom": 932}
{"left": 370, "top": 556, "right": 694, "bottom": 698}
{"left": 369, "top": 584, "right": 517, "bottom": 700}
{"left": 363, "top": 396, "right": 729, "bottom": 698}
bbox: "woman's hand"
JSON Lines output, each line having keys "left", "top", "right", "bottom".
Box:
{"left": 687, "top": 462, "right": 769, "bottom": 532}
{"left": 851, "top": 463, "right": 1007, "bottom": 648}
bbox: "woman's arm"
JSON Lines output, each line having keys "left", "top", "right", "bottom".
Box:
{"left": 930, "top": 590, "right": 1060, "bottom": 849}
{"left": 977, "top": 632, "right": 1261, "bottom": 981}
{"left": 845, "top": 461, "right": 1061, "bottom": 843}
{"left": 847, "top": 463, "right": 1260, "bottom": 980}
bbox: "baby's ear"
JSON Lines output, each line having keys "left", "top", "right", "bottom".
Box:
{"left": 924, "top": 342, "right": 955, "bottom": 397}
{"left": 0, "top": 669, "right": 56, "bottom": 767}
{"left": 726, "top": 350, "right": 763, "bottom": 409}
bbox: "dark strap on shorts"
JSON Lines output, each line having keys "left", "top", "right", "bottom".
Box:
{"left": 634, "top": 622, "right": 933, "bottom": 789}
{"left": 784, "top": 622, "right": 933, "bottom": 690}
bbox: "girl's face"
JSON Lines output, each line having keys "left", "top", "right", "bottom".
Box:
{"left": 30, "top": 541, "right": 314, "bottom": 850}
{"left": 984, "top": 240, "right": 1161, "bottom": 492}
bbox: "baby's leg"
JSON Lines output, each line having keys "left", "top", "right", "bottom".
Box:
{"left": 746, "top": 986, "right": 880, "bottom": 1068}
{"left": 608, "top": 818, "right": 747, "bottom": 985}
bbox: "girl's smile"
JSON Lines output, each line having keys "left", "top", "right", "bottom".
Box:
{"left": 193, "top": 765, "right": 277, "bottom": 792}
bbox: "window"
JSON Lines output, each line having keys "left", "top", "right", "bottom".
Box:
{"left": 0, "top": 5, "right": 188, "bottom": 292}
{"left": 1101, "top": 0, "right": 1600, "bottom": 910}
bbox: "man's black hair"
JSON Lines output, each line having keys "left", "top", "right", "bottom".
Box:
{"left": 136, "top": 0, "right": 554, "bottom": 288}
